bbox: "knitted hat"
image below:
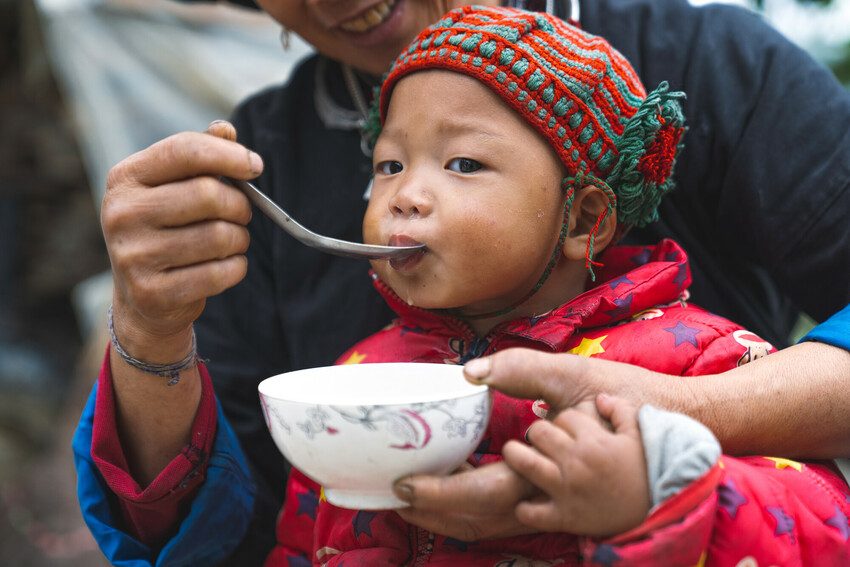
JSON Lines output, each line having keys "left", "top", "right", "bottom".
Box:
{"left": 365, "top": 5, "right": 685, "bottom": 230}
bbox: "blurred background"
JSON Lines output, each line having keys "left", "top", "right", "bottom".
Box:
{"left": 0, "top": 0, "right": 847, "bottom": 564}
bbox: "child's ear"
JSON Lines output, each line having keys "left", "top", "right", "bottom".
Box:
{"left": 562, "top": 184, "right": 618, "bottom": 261}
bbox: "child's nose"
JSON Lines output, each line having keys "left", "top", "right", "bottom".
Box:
{"left": 388, "top": 182, "right": 432, "bottom": 219}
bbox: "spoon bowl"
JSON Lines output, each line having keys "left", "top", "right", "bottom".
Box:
{"left": 224, "top": 177, "right": 426, "bottom": 260}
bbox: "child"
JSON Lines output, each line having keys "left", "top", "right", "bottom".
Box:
{"left": 272, "top": 7, "right": 850, "bottom": 567}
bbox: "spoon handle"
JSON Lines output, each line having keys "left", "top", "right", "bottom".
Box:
{"left": 223, "top": 177, "right": 425, "bottom": 260}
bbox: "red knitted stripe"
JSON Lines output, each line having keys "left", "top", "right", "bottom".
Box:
{"left": 526, "top": 32, "right": 608, "bottom": 89}
{"left": 591, "top": 85, "right": 630, "bottom": 137}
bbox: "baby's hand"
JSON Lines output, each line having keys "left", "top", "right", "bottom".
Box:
{"left": 502, "top": 394, "right": 650, "bottom": 537}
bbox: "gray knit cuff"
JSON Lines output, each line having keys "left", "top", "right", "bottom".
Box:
{"left": 638, "top": 404, "right": 721, "bottom": 510}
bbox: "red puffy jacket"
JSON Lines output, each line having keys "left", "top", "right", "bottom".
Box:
{"left": 269, "top": 240, "right": 850, "bottom": 566}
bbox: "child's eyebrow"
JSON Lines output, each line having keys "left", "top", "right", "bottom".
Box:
{"left": 433, "top": 119, "right": 506, "bottom": 141}
{"left": 379, "top": 120, "right": 506, "bottom": 143}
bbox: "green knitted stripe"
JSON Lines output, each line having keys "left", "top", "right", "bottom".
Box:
{"left": 435, "top": 15, "right": 454, "bottom": 28}
{"left": 579, "top": 123, "right": 595, "bottom": 144}
{"left": 588, "top": 137, "right": 604, "bottom": 160}
{"left": 568, "top": 110, "right": 584, "bottom": 129}
{"left": 528, "top": 32, "right": 644, "bottom": 114}
{"left": 479, "top": 40, "right": 498, "bottom": 58}
{"left": 520, "top": 38, "right": 625, "bottom": 140}
{"left": 524, "top": 35, "right": 601, "bottom": 77}
{"left": 433, "top": 30, "right": 451, "bottom": 47}
{"left": 597, "top": 149, "right": 616, "bottom": 172}
{"left": 512, "top": 57, "right": 530, "bottom": 77}
{"left": 442, "top": 20, "right": 524, "bottom": 43}
{"left": 461, "top": 33, "right": 484, "bottom": 52}
{"left": 432, "top": 24, "right": 641, "bottom": 144}
{"left": 533, "top": 13, "right": 556, "bottom": 33}
{"left": 527, "top": 69, "right": 546, "bottom": 90}
{"left": 447, "top": 33, "right": 465, "bottom": 46}
{"left": 553, "top": 97, "right": 572, "bottom": 117}
{"left": 601, "top": 69, "right": 645, "bottom": 110}
{"left": 476, "top": 24, "right": 521, "bottom": 42}
{"left": 518, "top": 43, "right": 609, "bottom": 106}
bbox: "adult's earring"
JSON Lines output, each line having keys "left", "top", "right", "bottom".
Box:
{"left": 280, "top": 27, "right": 291, "bottom": 50}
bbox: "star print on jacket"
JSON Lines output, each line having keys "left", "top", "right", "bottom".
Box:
{"left": 664, "top": 321, "right": 702, "bottom": 348}
{"left": 826, "top": 506, "right": 850, "bottom": 541}
{"left": 351, "top": 511, "right": 377, "bottom": 539}
{"left": 718, "top": 478, "right": 748, "bottom": 519}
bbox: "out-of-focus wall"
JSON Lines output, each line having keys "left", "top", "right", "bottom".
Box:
{"left": 36, "top": 0, "right": 312, "bottom": 206}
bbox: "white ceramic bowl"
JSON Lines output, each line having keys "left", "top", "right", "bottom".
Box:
{"left": 258, "top": 363, "right": 492, "bottom": 510}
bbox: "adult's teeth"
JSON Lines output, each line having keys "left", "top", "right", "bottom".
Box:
{"left": 340, "top": 0, "right": 396, "bottom": 33}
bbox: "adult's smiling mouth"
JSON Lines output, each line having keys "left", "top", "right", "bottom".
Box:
{"left": 339, "top": 0, "right": 398, "bottom": 33}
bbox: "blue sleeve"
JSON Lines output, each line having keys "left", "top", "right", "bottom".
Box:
{"left": 72, "top": 383, "right": 256, "bottom": 566}
{"left": 801, "top": 305, "right": 850, "bottom": 351}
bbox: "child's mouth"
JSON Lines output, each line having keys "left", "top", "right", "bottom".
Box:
{"left": 388, "top": 234, "right": 426, "bottom": 271}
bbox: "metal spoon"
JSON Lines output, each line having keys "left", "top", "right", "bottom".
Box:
{"left": 224, "top": 177, "right": 425, "bottom": 260}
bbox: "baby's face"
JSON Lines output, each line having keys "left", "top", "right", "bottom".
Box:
{"left": 364, "top": 70, "right": 565, "bottom": 313}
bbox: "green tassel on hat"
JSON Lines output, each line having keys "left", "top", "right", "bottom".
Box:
{"left": 606, "top": 82, "right": 687, "bottom": 228}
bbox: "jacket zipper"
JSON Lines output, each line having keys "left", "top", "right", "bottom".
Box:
{"left": 408, "top": 525, "right": 436, "bottom": 566}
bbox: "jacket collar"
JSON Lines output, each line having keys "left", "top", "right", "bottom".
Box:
{"left": 371, "top": 239, "right": 691, "bottom": 351}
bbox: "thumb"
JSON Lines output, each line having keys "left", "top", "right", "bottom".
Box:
{"left": 206, "top": 119, "right": 238, "bottom": 142}
{"left": 595, "top": 393, "right": 640, "bottom": 435}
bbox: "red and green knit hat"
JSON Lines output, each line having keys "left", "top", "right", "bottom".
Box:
{"left": 365, "top": 5, "right": 686, "bottom": 230}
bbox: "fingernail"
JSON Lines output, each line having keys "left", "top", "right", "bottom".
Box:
{"left": 248, "top": 151, "right": 263, "bottom": 175}
{"left": 464, "top": 357, "right": 492, "bottom": 382}
{"left": 208, "top": 119, "right": 228, "bottom": 128}
{"left": 394, "top": 482, "right": 413, "bottom": 501}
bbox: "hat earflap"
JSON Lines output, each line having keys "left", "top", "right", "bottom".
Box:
{"left": 607, "top": 82, "right": 686, "bottom": 228}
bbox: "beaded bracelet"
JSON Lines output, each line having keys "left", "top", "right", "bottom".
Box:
{"left": 107, "top": 305, "right": 198, "bottom": 386}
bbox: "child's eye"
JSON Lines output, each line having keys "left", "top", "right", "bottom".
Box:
{"left": 447, "top": 158, "right": 483, "bottom": 174}
{"left": 375, "top": 160, "right": 403, "bottom": 175}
